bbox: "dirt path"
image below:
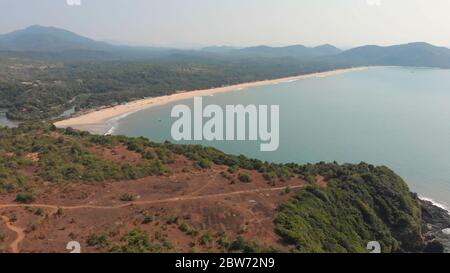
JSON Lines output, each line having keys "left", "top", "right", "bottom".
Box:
{"left": 0, "top": 215, "right": 25, "bottom": 253}
{"left": 0, "top": 184, "right": 304, "bottom": 253}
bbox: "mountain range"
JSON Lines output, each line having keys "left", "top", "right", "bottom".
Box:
{"left": 0, "top": 26, "right": 341, "bottom": 58}
{"left": 2, "top": 25, "right": 450, "bottom": 68}
{"left": 203, "top": 44, "right": 342, "bottom": 59}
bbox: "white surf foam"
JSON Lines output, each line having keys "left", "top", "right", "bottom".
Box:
{"left": 442, "top": 228, "right": 450, "bottom": 235}
{"left": 103, "top": 109, "right": 142, "bottom": 136}
{"left": 420, "top": 196, "right": 450, "bottom": 215}
{"left": 283, "top": 79, "right": 299, "bottom": 83}
{"left": 104, "top": 126, "right": 116, "bottom": 136}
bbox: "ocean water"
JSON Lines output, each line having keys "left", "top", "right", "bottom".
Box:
{"left": 114, "top": 67, "right": 450, "bottom": 209}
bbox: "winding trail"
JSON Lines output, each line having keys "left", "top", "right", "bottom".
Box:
{"left": 0, "top": 184, "right": 304, "bottom": 253}
{"left": 0, "top": 215, "right": 25, "bottom": 253}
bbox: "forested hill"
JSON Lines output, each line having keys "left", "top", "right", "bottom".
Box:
{"left": 276, "top": 164, "right": 425, "bottom": 252}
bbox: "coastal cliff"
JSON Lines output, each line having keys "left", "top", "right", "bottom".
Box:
{"left": 420, "top": 199, "right": 450, "bottom": 252}
{"left": 275, "top": 163, "right": 450, "bottom": 253}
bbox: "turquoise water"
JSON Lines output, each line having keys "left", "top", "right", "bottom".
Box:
{"left": 115, "top": 67, "right": 450, "bottom": 209}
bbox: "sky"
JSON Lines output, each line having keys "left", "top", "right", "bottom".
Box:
{"left": 1, "top": 0, "right": 450, "bottom": 48}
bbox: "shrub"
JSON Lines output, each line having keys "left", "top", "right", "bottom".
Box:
{"left": 144, "top": 151, "right": 154, "bottom": 160}
{"left": 35, "top": 208, "right": 45, "bottom": 216}
{"left": 15, "top": 192, "right": 35, "bottom": 204}
{"left": 111, "top": 229, "right": 157, "bottom": 253}
{"left": 166, "top": 216, "right": 179, "bottom": 225}
{"left": 228, "top": 165, "right": 238, "bottom": 174}
{"left": 120, "top": 193, "right": 135, "bottom": 202}
{"left": 199, "top": 231, "right": 212, "bottom": 245}
{"left": 179, "top": 223, "right": 199, "bottom": 236}
{"left": 238, "top": 174, "right": 252, "bottom": 183}
{"left": 238, "top": 224, "right": 248, "bottom": 234}
{"left": 228, "top": 236, "right": 278, "bottom": 253}
{"left": 197, "top": 159, "right": 211, "bottom": 169}
{"left": 56, "top": 208, "right": 64, "bottom": 216}
{"left": 217, "top": 230, "right": 230, "bottom": 249}
{"left": 263, "top": 172, "right": 276, "bottom": 182}
{"left": 87, "top": 233, "right": 110, "bottom": 248}
{"left": 142, "top": 215, "right": 153, "bottom": 224}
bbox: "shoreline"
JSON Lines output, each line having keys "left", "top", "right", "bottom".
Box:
{"left": 54, "top": 66, "right": 374, "bottom": 134}
{"left": 420, "top": 196, "right": 450, "bottom": 215}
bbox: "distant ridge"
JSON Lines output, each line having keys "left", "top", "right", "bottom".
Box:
{"left": 0, "top": 25, "right": 168, "bottom": 60}
{"left": 324, "top": 42, "right": 450, "bottom": 68}
{"left": 313, "top": 44, "right": 343, "bottom": 55}
{"left": 1, "top": 25, "right": 450, "bottom": 68}
{"left": 0, "top": 25, "right": 113, "bottom": 52}
{"left": 230, "top": 44, "right": 342, "bottom": 58}
{"left": 201, "top": 46, "right": 239, "bottom": 53}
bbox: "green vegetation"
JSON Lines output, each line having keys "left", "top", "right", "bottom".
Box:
{"left": 178, "top": 224, "right": 278, "bottom": 253}
{"left": 15, "top": 192, "right": 35, "bottom": 203}
{"left": 166, "top": 216, "right": 179, "bottom": 225}
{"left": 238, "top": 173, "right": 252, "bottom": 183}
{"left": 120, "top": 193, "right": 135, "bottom": 202}
{"left": 142, "top": 213, "right": 153, "bottom": 224}
{"left": 34, "top": 208, "right": 45, "bottom": 216}
{"left": 87, "top": 233, "right": 110, "bottom": 248}
{"left": 111, "top": 229, "right": 159, "bottom": 253}
{"left": 228, "top": 236, "right": 280, "bottom": 253}
{"left": 179, "top": 223, "right": 199, "bottom": 237}
{"left": 0, "top": 122, "right": 299, "bottom": 194}
{"left": 199, "top": 231, "right": 213, "bottom": 246}
{"left": 196, "top": 158, "right": 211, "bottom": 169}
{"left": 0, "top": 123, "right": 169, "bottom": 193}
{"left": 217, "top": 229, "right": 230, "bottom": 249}
{"left": 274, "top": 163, "right": 424, "bottom": 253}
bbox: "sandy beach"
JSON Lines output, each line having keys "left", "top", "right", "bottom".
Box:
{"left": 54, "top": 67, "right": 372, "bottom": 134}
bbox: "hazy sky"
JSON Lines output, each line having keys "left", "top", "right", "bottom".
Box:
{"left": 1, "top": 0, "right": 450, "bottom": 48}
